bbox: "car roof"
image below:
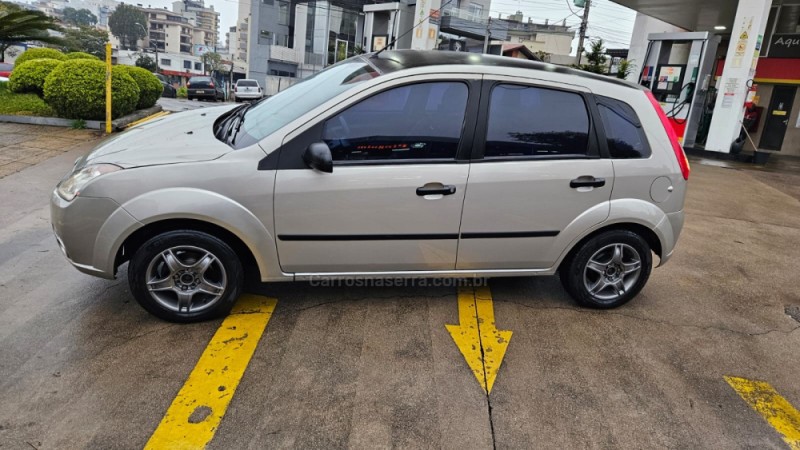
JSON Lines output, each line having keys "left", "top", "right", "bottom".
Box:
{"left": 365, "top": 50, "right": 642, "bottom": 91}
{"left": 237, "top": 79, "right": 258, "bottom": 82}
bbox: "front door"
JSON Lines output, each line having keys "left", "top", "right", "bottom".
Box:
{"left": 759, "top": 86, "right": 796, "bottom": 151}
{"left": 457, "top": 80, "right": 613, "bottom": 270}
{"left": 274, "top": 80, "right": 475, "bottom": 273}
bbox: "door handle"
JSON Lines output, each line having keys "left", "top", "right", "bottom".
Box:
{"left": 416, "top": 185, "right": 457, "bottom": 196}
{"left": 570, "top": 176, "right": 606, "bottom": 189}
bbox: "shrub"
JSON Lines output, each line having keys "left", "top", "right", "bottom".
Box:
{"left": 8, "top": 58, "right": 63, "bottom": 96}
{"left": 65, "top": 52, "right": 100, "bottom": 60}
{"left": 177, "top": 86, "right": 187, "bottom": 98}
{"left": 117, "top": 65, "right": 163, "bottom": 109}
{"left": 43, "top": 59, "right": 140, "bottom": 120}
{"left": 0, "top": 81, "right": 56, "bottom": 117}
{"left": 14, "top": 48, "right": 66, "bottom": 66}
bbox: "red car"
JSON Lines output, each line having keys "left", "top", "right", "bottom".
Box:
{"left": 0, "top": 62, "right": 12, "bottom": 78}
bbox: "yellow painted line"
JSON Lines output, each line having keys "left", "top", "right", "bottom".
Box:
{"left": 145, "top": 295, "right": 278, "bottom": 450}
{"left": 725, "top": 376, "right": 800, "bottom": 449}
{"left": 125, "top": 110, "right": 171, "bottom": 129}
{"left": 446, "top": 286, "right": 512, "bottom": 394}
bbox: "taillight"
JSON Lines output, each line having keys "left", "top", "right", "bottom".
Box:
{"left": 209, "top": 82, "right": 215, "bottom": 88}
{"left": 646, "top": 90, "right": 690, "bottom": 180}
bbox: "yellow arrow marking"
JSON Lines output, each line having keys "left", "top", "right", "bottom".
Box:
{"left": 446, "top": 286, "right": 512, "bottom": 394}
{"left": 725, "top": 376, "right": 800, "bottom": 449}
{"left": 145, "top": 295, "right": 277, "bottom": 449}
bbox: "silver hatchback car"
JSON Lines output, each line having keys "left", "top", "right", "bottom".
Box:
{"left": 51, "top": 51, "right": 688, "bottom": 322}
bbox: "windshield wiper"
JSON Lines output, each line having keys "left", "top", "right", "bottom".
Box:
{"left": 229, "top": 101, "right": 261, "bottom": 146}
{"left": 218, "top": 103, "right": 252, "bottom": 146}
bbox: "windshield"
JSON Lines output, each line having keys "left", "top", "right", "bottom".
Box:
{"left": 238, "top": 80, "right": 258, "bottom": 87}
{"left": 234, "top": 59, "right": 379, "bottom": 148}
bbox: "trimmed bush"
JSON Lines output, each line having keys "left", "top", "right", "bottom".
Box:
{"left": 8, "top": 58, "right": 63, "bottom": 96}
{"left": 65, "top": 52, "right": 100, "bottom": 60}
{"left": 117, "top": 65, "right": 163, "bottom": 109}
{"left": 14, "top": 48, "right": 66, "bottom": 67}
{"left": 43, "top": 60, "right": 140, "bottom": 120}
{"left": 177, "top": 86, "right": 187, "bottom": 98}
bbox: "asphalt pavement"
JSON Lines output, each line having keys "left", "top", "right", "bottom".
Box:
{"left": 0, "top": 123, "right": 799, "bottom": 449}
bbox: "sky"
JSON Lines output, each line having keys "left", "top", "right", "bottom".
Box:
{"left": 117, "top": 0, "right": 637, "bottom": 53}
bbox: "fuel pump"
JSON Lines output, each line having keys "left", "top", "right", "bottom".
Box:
{"left": 638, "top": 32, "right": 720, "bottom": 149}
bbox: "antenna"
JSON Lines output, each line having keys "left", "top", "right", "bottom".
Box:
{"left": 374, "top": 0, "right": 454, "bottom": 57}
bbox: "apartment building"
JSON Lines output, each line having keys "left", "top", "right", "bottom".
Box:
{"left": 500, "top": 12, "right": 575, "bottom": 64}
{"left": 172, "top": 0, "right": 219, "bottom": 46}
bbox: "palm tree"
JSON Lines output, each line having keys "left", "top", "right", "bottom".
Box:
{"left": 0, "top": 4, "right": 63, "bottom": 63}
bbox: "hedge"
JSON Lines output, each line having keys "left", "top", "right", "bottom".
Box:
{"left": 14, "top": 48, "right": 66, "bottom": 66}
{"left": 65, "top": 52, "right": 100, "bottom": 60}
{"left": 8, "top": 58, "right": 63, "bottom": 96}
{"left": 117, "top": 65, "right": 163, "bottom": 109}
{"left": 43, "top": 59, "right": 140, "bottom": 120}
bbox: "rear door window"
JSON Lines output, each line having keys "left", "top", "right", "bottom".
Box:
{"left": 597, "top": 96, "right": 651, "bottom": 159}
{"left": 484, "top": 84, "right": 591, "bottom": 158}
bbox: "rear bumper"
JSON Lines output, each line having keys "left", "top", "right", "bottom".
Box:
{"left": 658, "top": 210, "right": 685, "bottom": 266}
{"left": 235, "top": 92, "right": 262, "bottom": 99}
{"left": 187, "top": 89, "right": 218, "bottom": 98}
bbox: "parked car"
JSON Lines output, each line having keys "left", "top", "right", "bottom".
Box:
{"left": 0, "top": 62, "right": 12, "bottom": 78}
{"left": 187, "top": 76, "right": 224, "bottom": 101}
{"left": 51, "top": 50, "right": 689, "bottom": 322}
{"left": 233, "top": 79, "right": 263, "bottom": 102}
{"left": 153, "top": 73, "right": 177, "bottom": 98}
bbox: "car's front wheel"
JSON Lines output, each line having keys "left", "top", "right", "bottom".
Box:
{"left": 560, "top": 229, "right": 652, "bottom": 309}
{"left": 128, "top": 230, "right": 244, "bottom": 322}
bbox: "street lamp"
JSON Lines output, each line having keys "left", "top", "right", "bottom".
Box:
{"left": 135, "top": 22, "right": 159, "bottom": 72}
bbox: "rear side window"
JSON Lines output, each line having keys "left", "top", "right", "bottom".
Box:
{"left": 484, "top": 84, "right": 590, "bottom": 158}
{"left": 597, "top": 97, "right": 651, "bottom": 159}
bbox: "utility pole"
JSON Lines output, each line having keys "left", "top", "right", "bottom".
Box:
{"left": 575, "top": 0, "right": 591, "bottom": 66}
{"left": 483, "top": 17, "right": 492, "bottom": 54}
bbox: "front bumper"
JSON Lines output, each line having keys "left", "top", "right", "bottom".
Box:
{"left": 50, "top": 191, "right": 141, "bottom": 279}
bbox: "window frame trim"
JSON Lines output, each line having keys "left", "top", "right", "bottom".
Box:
{"left": 593, "top": 94, "right": 653, "bottom": 160}
{"left": 270, "top": 78, "right": 482, "bottom": 170}
{"left": 471, "top": 79, "right": 605, "bottom": 161}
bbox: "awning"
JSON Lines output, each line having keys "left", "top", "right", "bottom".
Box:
{"left": 610, "top": 0, "right": 739, "bottom": 31}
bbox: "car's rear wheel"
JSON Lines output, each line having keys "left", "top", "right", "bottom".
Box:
{"left": 560, "top": 230, "right": 652, "bottom": 309}
{"left": 128, "top": 230, "right": 244, "bottom": 322}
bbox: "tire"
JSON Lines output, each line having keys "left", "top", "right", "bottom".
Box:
{"left": 128, "top": 230, "right": 244, "bottom": 323}
{"left": 559, "top": 230, "right": 652, "bottom": 309}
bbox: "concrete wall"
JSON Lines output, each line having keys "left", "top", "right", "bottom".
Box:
{"left": 747, "top": 84, "right": 800, "bottom": 157}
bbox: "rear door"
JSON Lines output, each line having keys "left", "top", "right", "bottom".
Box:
{"left": 273, "top": 77, "right": 479, "bottom": 273}
{"left": 457, "top": 78, "right": 613, "bottom": 270}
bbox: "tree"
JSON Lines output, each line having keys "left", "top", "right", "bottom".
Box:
{"left": 61, "top": 25, "right": 107, "bottom": 57}
{"left": 108, "top": 3, "right": 146, "bottom": 50}
{"left": 615, "top": 58, "right": 635, "bottom": 79}
{"left": 63, "top": 7, "right": 97, "bottom": 27}
{"left": 533, "top": 50, "right": 550, "bottom": 63}
{"left": 135, "top": 53, "right": 156, "bottom": 72}
{"left": 0, "top": 1, "right": 63, "bottom": 62}
{"left": 579, "top": 39, "right": 608, "bottom": 74}
{"left": 202, "top": 51, "right": 225, "bottom": 74}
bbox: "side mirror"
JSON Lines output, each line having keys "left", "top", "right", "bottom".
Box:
{"left": 302, "top": 142, "right": 333, "bottom": 173}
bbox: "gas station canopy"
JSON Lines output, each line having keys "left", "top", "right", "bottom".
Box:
{"left": 610, "top": 0, "right": 739, "bottom": 31}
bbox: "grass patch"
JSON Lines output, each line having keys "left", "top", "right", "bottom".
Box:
{"left": 0, "top": 81, "right": 56, "bottom": 117}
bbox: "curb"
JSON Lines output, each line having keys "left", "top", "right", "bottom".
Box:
{"left": 0, "top": 104, "right": 164, "bottom": 132}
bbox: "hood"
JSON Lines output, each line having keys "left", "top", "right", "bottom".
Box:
{"left": 81, "top": 105, "right": 237, "bottom": 169}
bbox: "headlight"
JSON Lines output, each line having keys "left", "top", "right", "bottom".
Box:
{"left": 57, "top": 164, "right": 122, "bottom": 201}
